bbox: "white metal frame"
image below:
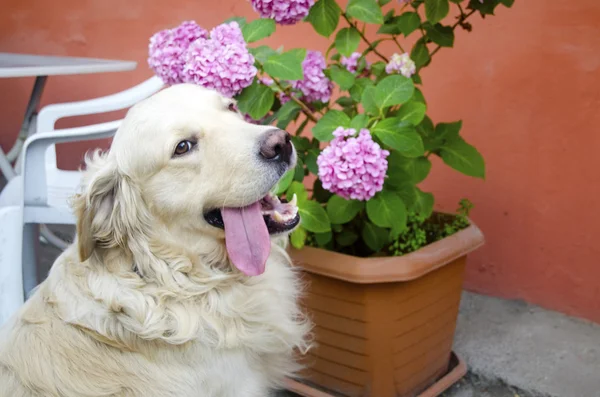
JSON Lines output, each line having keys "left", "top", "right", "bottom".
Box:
{"left": 0, "top": 77, "right": 164, "bottom": 325}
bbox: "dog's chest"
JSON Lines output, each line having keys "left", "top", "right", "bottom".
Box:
{"left": 168, "top": 348, "right": 270, "bottom": 397}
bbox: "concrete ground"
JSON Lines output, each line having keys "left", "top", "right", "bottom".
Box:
{"left": 8, "top": 209, "right": 600, "bottom": 397}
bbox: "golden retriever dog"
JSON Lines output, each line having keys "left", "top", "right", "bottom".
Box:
{"left": 0, "top": 84, "right": 310, "bottom": 397}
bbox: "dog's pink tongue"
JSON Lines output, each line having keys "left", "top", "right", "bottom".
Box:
{"left": 222, "top": 202, "right": 270, "bottom": 276}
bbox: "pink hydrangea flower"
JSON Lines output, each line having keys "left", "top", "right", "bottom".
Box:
{"left": 341, "top": 52, "right": 370, "bottom": 73}
{"left": 182, "top": 22, "right": 257, "bottom": 97}
{"left": 317, "top": 127, "right": 390, "bottom": 201}
{"left": 209, "top": 21, "right": 245, "bottom": 44}
{"left": 148, "top": 21, "right": 208, "bottom": 85}
{"left": 259, "top": 76, "right": 274, "bottom": 86}
{"left": 385, "top": 53, "right": 416, "bottom": 78}
{"left": 249, "top": 0, "right": 316, "bottom": 25}
{"left": 292, "top": 50, "right": 333, "bottom": 103}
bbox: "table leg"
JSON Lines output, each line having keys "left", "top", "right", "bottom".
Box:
{"left": 0, "top": 146, "right": 15, "bottom": 180}
{"left": 0, "top": 76, "right": 47, "bottom": 181}
{"left": 22, "top": 223, "right": 40, "bottom": 299}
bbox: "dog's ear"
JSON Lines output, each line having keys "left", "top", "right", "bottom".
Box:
{"left": 73, "top": 151, "right": 151, "bottom": 262}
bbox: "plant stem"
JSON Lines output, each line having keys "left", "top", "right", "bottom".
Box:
{"left": 341, "top": 12, "right": 389, "bottom": 63}
{"left": 271, "top": 78, "right": 318, "bottom": 123}
{"left": 392, "top": 36, "right": 406, "bottom": 53}
{"left": 430, "top": 9, "right": 477, "bottom": 59}
{"left": 256, "top": 63, "right": 318, "bottom": 123}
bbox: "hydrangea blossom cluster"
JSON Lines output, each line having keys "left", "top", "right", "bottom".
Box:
{"left": 148, "top": 21, "right": 208, "bottom": 85}
{"left": 148, "top": 21, "right": 257, "bottom": 97}
{"left": 292, "top": 50, "right": 333, "bottom": 103}
{"left": 385, "top": 52, "right": 416, "bottom": 78}
{"left": 182, "top": 22, "right": 257, "bottom": 97}
{"left": 249, "top": 0, "right": 315, "bottom": 25}
{"left": 317, "top": 127, "right": 390, "bottom": 201}
{"left": 341, "top": 52, "right": 371, "bottom": 73}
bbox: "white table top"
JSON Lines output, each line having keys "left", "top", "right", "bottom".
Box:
{"left": 0, "top": 52, "right": 137, "bottom": 78}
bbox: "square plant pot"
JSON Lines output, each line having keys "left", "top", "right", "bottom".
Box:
{"left": 288, "top": 222, "right": 484, "bottom": 397}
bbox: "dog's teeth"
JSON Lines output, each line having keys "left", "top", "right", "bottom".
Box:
{"left": 290, "top": 194, "right": 298, "bottom": 207}
{"left": 273, "top": 211, "right": 285, "bottom": 222}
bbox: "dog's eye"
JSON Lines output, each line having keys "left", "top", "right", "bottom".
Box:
{"left": 173, "top": 140, "right": 195, "bottom": 156}
{"left": 227, "top": 103, "right": 237, "bottom": 112}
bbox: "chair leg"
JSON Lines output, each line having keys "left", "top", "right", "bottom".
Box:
{"left": 0, "top": 206, "right": 24, "bottom": 326}
{"left": 22, "top": 223, "right": 40, "bottom": 299}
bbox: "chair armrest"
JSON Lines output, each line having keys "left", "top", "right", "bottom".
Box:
{"left": 36, "top": 76, "right": 163, "bottom": 133}
{"left": 22, "top": 120, "right": 121, "bottom": 207}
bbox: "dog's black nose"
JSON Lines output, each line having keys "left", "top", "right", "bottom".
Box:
{"left": 259, "top": 129, "right": 293, "bottom": 164}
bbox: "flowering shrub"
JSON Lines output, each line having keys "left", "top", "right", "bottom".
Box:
{"left": 149, "top": 0, "right": 513, "bottom": 256}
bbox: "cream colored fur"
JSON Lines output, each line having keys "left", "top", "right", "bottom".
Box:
{"left": 0, "top": 84, "right": 310, "bottom": 397}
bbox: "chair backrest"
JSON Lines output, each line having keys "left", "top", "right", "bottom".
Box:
{"left": 21, "top": 121, "right": 121, "bottom": 224}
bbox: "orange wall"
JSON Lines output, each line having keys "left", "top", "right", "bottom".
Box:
{"left": 2, "top": 1, "right": 600, "bottom": 322}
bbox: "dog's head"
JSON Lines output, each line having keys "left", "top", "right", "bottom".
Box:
{"left": 74, "top": 84, "right": 299, "bottom": 277}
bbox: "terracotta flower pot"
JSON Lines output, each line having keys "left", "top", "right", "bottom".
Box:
{"left": 288, "top": 222, "right": 484, "bottom": 397}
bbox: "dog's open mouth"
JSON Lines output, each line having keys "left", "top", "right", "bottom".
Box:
{"left": 203, "top": 193, "right": 300, "bottom": 234}
{"left": 203, "top": 193, "right": 300, "bottom": 277}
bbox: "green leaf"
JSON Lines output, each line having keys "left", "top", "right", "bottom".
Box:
{"left": 242, "top": 19, "right": 276, "bottom": 43}
{"left": 377, "top": 12, "right": 421, "bottom": 36}
{"left": 387, "top": 152, "right": 431, "bottom": 184}
{"left": 263, "top": 49, "right": 306, "bottom": 80}
{"left": 469, "top": 0, "right": 503, "bottom": 15}
{"left": 276, "top": 101, "right": 302, "bottom": 129}
{"left": 435, "top": 120, "right": 462, "bottom": 140}
{"left": 313, "top": 179, "right": 333, "bottom": 203}
{"left": 335, "top": 27, "right": 361, "bottom": 57}
{"left": 424, "top": 22, "right": 454, "bottom": 47}
{"left": 406, "top": 156, "right": 431, "bottom": 183}
{"left": 375, "top": 75, "right": 415, "bottom": 108}
{"left": 440, "top": 137, "right": 485, "bottom": 178}
{"left": 346, "top": 0, "right": 384, "bottom": 24}
{"left": 274, "top": 169, "right": 294, "bottom": 195}
{"left": 361, "top": 86, "right": 382, "bottom": 116}
{"left": 372, "top": 119, "right": 425, "bottom": 157}
{"left": 412, "top": 88, "right": 426, "bottom": 104}
{"left": 370, "top": 61, "right": 387, "bottom": 78}
{"left": 224, "top": 16, "right": 247, "bottom": 28}
{"left": 290, "top": 227, "right": 307, "bottom": 249}
{"left": 500, "top": 0, "right": 514, "bottom": 6}
{"left": 312, "top": 110, "right": 351, "bottom": 141}
{"left": 366, "top": 191, "right": 407, "bottom": 229}
{"left": 305, "top": 149, "right": 320, "bottom": 175}
{"left": 293, "top": 157, "right": 305, "bottom": 181}
{"left": 329, "top": 65, "right": 356, "bottom": 90}
{"left": 396, "top": 102, "right": 427, "bottom": 125}
{"left": 336, "top": 230, "right": 358, "bottom": 246}
{"left": 315, "top": 231, "right": 333, "bottom": 246}
{"left": 411, "top": 39, "right": 431, "bottom": 68}
{"left": 393, "top": 184, "right": 434, "bottom": 218}
{"left": 378, "top": 0, "right": 393, "bottom": 5}
{"left": 326, "top": 195, "right": 364, "bottom": 224}
{"left": 249, "top": 45, "right": 278, "bottom": 64}
{"left": 291, "top": 136, "right": 311, "bottom": 152}
{"left": 306, "top": 0, "right": 341, "bottom": 37}
{"left": 336, "top": 96, "right": 356, "bottom": 108}
{"left": 350, "top": 78, "right": 374, "bottom": 102}
{"left": 425, "top": 0, "right": 450, "bottom": 24}
{"left": 287, "top": 181, "right": 308, "bottom": 204}
{"left": 350, "top": 114, "right": 369, "bottom": 130}
{"left": 299, "top": 200, "right": 331, "bottom": 233}
{"left": 236, "top": 81, "right": 275, "bottom": 120}
{"left": 414, "top": 189, "right": 434, "bottom": 218}
{"left": 362, "top": 222, "right": 389, "bottom": 252}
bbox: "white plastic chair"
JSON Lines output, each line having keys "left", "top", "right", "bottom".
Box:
{"left": 0, "top": 77, "right": 163, "bottom": 326}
